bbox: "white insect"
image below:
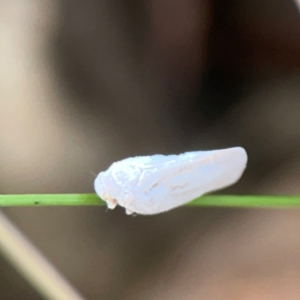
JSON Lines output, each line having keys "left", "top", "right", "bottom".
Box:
{"left": 94, "top": 147, "right": 247, "bottom": 215}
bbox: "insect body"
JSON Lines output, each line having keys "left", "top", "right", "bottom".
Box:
{"left": 94, "top": 147, "right": 247, "bottom": 215}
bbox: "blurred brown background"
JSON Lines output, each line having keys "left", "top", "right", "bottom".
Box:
{"left": 1, "top": 0, "right": 300, "bottom": 299}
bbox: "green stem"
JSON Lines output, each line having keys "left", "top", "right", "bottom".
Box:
{"left": 187, "top": 195, "right": 300, "bottom": 208}
{"left": 0, "top": 194, "right": 300, "bottom": 208}
{"left": 0, "top": 194, "right": 101, "bottom": 206}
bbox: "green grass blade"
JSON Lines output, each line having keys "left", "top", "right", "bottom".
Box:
{"left": 0, "top": 194, "right": 300, "bottom": 208}
{"left": 0, "top": 194, "right": 101, "bottom": 206}
{"left": 187, "top": 195, "right": 300, "bottom": 208}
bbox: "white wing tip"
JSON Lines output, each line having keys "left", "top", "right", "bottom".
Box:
{"left": 222, "top": 146, "right": 248, "bottom": 185}
{"left": 222, "top": 146, "right": 248, "bottom": 166}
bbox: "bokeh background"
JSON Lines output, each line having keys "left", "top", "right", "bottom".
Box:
{"left": 1, "top": 0, "right": 300, "bottom": 299}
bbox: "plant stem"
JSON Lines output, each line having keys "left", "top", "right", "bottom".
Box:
{"left": 0, "top": 194, "right": 300, "bottom": 208}
{"left": 0, "top": 194, "right": 101, "bottom": 206}
{"left": 0, "top": 212, "right": 86, "bottom": 300}
{"left": 187, "top": 195, "right": 300, "bottom": 208}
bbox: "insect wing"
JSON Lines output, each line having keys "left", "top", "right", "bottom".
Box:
{"left": 130, "top": 148, "right": 247, "bottom": 214}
